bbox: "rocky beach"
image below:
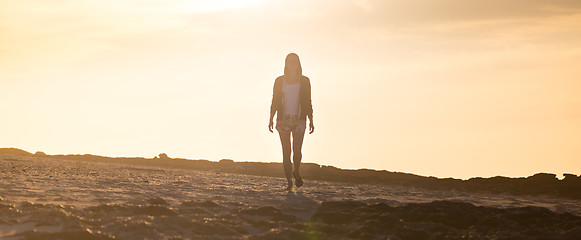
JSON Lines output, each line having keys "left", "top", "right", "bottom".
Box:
{"left": 1, "top": 149, "right": 580, "bottom": 239}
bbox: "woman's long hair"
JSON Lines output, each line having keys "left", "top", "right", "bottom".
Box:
{"left": 284, "top": 53, "right": 302, "bottom": 77}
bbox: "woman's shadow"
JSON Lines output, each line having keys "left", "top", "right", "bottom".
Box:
{"left": 283, "top": 191, "right": 320, "bottom": 221}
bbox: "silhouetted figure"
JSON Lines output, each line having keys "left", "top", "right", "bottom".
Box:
{"left": 269, "top": 53, "right": 315, "bottom": 191}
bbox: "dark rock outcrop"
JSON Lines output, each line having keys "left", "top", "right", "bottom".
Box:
{"left": 0, "top": 148, "right": 33, "bottom": 156}
{"left": 309, "top": 200, "right": 581, "bottom": 240}
{"left": 3, "top": 148, "right": 580, "bottom": 200}
{"left": 34, "top": 151, "right": 47, "bottom": 157}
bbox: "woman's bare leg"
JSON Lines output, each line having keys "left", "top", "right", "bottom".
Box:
{"left": 278, "top": 131, "right": 293, "bottom": 189}
{"left": 292, "top": 130, "right": 305, "bottom": 187}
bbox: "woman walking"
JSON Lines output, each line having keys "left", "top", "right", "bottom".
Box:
{"left": 269, "top": 53, "right": 315, "bottom": 191}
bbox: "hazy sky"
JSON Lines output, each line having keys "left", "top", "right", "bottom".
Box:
{"left": 1, "top": 0, "right": 580, "bottom": 179}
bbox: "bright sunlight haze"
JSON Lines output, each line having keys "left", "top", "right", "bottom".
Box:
{"left": 1, "top": 0, "right": 580, "bottom": 179}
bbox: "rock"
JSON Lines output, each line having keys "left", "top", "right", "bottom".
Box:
{"left": 190, "top": 219, "right": 247, "bottom": 236}
{"left": 219, "top": 159, "right": 235, "bottom": 164}
{"left": 396, "top": 227, "right": 430, "bottom": 240}
{"left": 147, "top": 197, "right": 169, "bottom": 206}
{"left": 34, "top": 151, "right": 47, "bottom": 157}
{"left": 562, "top": 174, "right": 580, "bottom": 184}
{"left": 11, "top": 229, "right": 114, "bottom": 240}
{"left": 312, "top": 201, "right": 366, "bottom": 225}
{"left": 139, "top": 205, "right": 177, "bottom": 216}
{"left": 308, "top": 200, "right": 581, "bottom": 239}
{"left": 527, "top": 173, "right": 557, "bottom": 182}
{"left": 181, "top": 200, "right": 222, "bottom": 209}
{"left": 219, "top": 159, "right": 236, "bottom": 171}
{"left": 240, "top": 206, "right": 296, "bottom": 222}
{"left": 319, "top": 201, "right": 366, "bottom": 212}
{"left": 0, "top": 148, "right": 33, "bottom": 156}
{"left": 400, "top": 201, "right": 482, "bottom": 229}
{"left": 158, "top": 153, "right": 170, "bottom": 159}
{"left": 86, "top": 204, "right": 177, "bottom": 216}
{"left": 251, "top": 228, "right": 306, "bottom": 240}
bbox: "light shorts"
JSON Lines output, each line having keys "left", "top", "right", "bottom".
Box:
{"left": 276, "top": 115, "right": 306, "bottom": 133}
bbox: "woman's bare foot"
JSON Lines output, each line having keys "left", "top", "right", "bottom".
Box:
{"left": 293, "top": 172, "right": 303, "bottom": 188}
{"left": 285, "top": 180, "right": 294, "bottom": 192}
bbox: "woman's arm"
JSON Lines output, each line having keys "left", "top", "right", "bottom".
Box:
{"left": 269, "top": 111, "right": 276, "bottom": 133}
{"left": 305, "top": 77, "right": 314, "bottom": 134}
{"left": 269, "top": 77, "right": 281, "bottom": 132}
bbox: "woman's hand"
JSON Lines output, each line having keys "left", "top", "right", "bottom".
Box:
{"left": 268, "top": 120, "right": 274, "bottom": 133}
{"left": 309, "top": 121, "right": 315, "bottom": 134}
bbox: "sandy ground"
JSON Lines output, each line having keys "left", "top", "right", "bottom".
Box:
{"left": 1, "top": 155, "right": 580, "bottom": 239}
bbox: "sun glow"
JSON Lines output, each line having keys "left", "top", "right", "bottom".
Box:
{"left": 181, "top": 0, "right": 267, "bottom": 12}
{"left": 1, "top": 0, "right": 580, "bottom": 180}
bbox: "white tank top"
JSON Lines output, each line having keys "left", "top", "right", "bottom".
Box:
{"left": 282, "top": 80, "right": 301, "bottom": 117}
